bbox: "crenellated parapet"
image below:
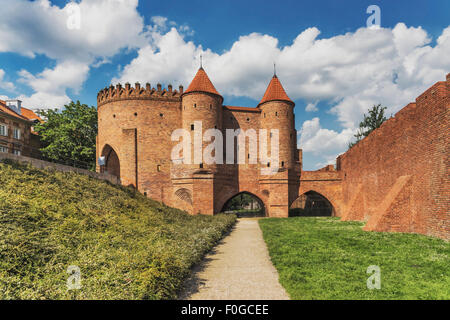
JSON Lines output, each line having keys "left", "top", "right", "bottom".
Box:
{"left": 97, "top": 82, "right": 184, "bottom": 106}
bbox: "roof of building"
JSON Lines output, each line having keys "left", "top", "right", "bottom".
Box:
{"left": 21, "top": 107, "right": 43, "bottom": 122}
{"left": 0, "top": 100, "right": 30, "bottom": 121}
{"left": 258, "top": 75, "right": 294, "bottom": 106}
{"left": 184, "top": 67, "right": 221, "bottom": 97}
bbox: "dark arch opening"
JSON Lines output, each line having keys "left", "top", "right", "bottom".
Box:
{"left": 289, "top": 191, "right": 334, "bottom": 217}
{"left": 221, "top": 192, "right": 265, "bottom": 218}
{"left": 101, "top": 144, "right": 120, "bottom": 178}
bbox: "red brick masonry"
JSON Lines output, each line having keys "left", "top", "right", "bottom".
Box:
{"left": 337, "top": 74, "right": 449, "bottom": 240}
{"left": 97, "top": 71, "right": 449, "bottom": 240}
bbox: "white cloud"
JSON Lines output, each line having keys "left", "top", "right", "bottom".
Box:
{"left": 0, "top": 0, "right": 146, "bottom": 108}
{"left": 0, "top": 0, "right": 145, "bottom": 61}
{"left": 305, "top": 102, "right": 318, "bottom": 112}
{"left": 298, "top": 117, "right": 355, "bottom": 168}
{"left": 0, "top": 69, "right": 15, "bottom": 91}
{"left": 17, "top": 60, "right": 90, "bottom": 108}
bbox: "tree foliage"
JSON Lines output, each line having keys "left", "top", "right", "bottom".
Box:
{"left": 348, "top": 104, "right": 387, "bottom": 148}
{"left": 226, "top": 193, "right": 259, "bottom": 210}
{"left": 35, "top": 101, "right": 97, "bottom": 170}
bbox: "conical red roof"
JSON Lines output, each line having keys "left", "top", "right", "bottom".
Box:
{"left": 258, "top": 75, "right": 293, "bottom": 106}
{"left": 184, "top": 67, "right": 221, "bottom": 97}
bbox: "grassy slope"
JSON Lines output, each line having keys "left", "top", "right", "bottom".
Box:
{"left": 259, "top": 217, "right": 449, "bottom": 300}
{"left": 0, "top": 160, "right": 235, "bottom": 299}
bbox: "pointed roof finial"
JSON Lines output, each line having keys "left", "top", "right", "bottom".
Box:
{"left": 273, "top": 62, "right": 276, "bottom": 77}
{"left": 184, "top": 67, "right": 221, "bottom": 97}
{"left": 200, "top": 54, "right": 203, "bottom": 69}
{"left": 258, "top": 74, "right": 294, "bottom": 107}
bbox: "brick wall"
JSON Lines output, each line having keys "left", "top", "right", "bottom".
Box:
{"left": 337, "top": 74, "right": 449, "bottom": 239}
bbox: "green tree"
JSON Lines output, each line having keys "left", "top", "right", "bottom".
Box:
{"left": 35, "top": 101, "right": 98, "bottom": 170}
{"left": 348, "top": 104, "right": 387, "bottom": 148}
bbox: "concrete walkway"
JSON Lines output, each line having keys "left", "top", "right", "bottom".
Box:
{"left": 179, "top": 219, "right": 290, "bottom": 300}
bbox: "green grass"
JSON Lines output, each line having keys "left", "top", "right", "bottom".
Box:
{"left": 0, "top": 160, "right": 236, "bottom": 300}
{"left": 259, "top": 217, "right": 450, "bottom": 300}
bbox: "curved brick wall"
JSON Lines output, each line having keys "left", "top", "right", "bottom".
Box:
{"left": 181, "top": 91, "right": 223, "bottom": 172}
{"left": 97, "top": 83, "right": 182, "bottom": 201}
{"left": 259, "top": 100, "right": 296, "bottom": 169}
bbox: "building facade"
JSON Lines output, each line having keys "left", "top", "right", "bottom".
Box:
{"left": 0, "top": 99, "right": 41, "bottom": 157}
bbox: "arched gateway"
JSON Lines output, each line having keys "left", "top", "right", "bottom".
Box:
{"left": 221, "top": 192, "right": 266, "bottom": 218}
{"left": 101, "top": 144, "right": 120, "bottom": 178}
{"left": 290, "top": 191, "right": 335, "bottom": 217}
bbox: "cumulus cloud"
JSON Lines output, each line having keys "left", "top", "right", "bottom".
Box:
{"left": 17, "top": 60, "right": 90, "bottom": 108}
{"left": 298, "top": 117, "right": 355, "bottom": 168}
{"left": 0, "top": 0, "right": 145, "bottom": 61}
{"left": 0, "top": 0, "right": 146, "bottom": 108}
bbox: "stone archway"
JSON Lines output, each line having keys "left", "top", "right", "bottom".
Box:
{"left": 101, "top": 144, "right": 120, "bottom": 178}
{"left": 290, "top": 190, "right": 334, "bottom": 217}
{"left": 221, "top": 191, "right": 266, "bottom": 218}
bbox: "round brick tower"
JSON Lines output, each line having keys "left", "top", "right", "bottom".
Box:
{"left": 258, "top": 74, "right": 296, "bottom": 169}
{"left": 181, "top": 67, "right": 223, "bottom": 170}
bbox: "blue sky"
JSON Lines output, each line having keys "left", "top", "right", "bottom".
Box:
{"left": 0, "top": 0, "right": 449, "bottom": 169}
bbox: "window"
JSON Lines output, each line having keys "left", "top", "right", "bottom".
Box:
{"left": 191, "top": 124, "right": 194, "bottom": 131}
{"left": 13, "top": 128, "right": 21, "bottom": 140}
{"left": 0, "top": 146, "right": 7, "bottom": 153}
{"left": 199, "top": 163, "right": 204, "bottom": 169}
{"left": 157, "top": 165, "right": 161, "bottom": 172}
{"left": 13, "top": 149, "right": 21, "bottom": 156}
{"left": 281, "top": 161, "right": 285, "bottom": 167}
{"left": 275, "top": 112, "right": 278, "bottom": 116}
{"left": 267, "top": 162, "right": 270, "bottom": 167}
{"left": 0, "top": 124, "right": 7, "bottom": 136}
{"left": 194, "top": 104, "right": 197, "bottom": 108}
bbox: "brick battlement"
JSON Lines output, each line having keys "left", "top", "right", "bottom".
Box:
{"left": 97, "top": 82, "right": 183, "bottom": 106}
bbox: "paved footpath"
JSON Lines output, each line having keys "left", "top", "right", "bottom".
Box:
{"left": 179, "top": 218, "right": 290, "bottom": 300}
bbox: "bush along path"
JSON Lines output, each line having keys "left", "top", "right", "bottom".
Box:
{"left": 179, "top": 218, "right": 290, "bottom": 300}
{"left": 0, "top": 159, "right": 236, "bottom": 299}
